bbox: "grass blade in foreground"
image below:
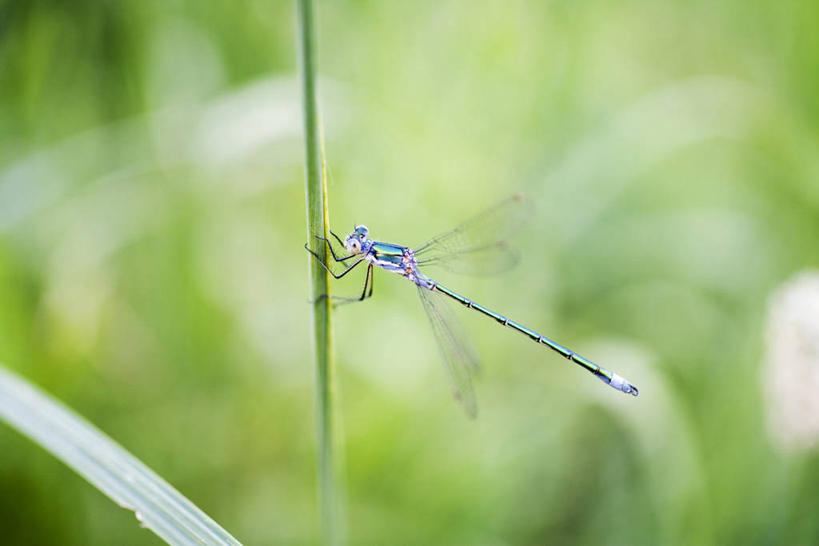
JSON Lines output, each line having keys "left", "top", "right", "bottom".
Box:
{"left": 0, "top": 365, "right": 242, "bottom": 546}
{"left": 297, "top": 0, "right": 339, "bottom": 543}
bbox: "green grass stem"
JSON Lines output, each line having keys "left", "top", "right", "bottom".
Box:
{"left": 297, "top": 0, "right": 338, "bottom": 544}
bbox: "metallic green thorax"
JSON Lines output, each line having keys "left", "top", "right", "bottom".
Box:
{"left": 371, "top": 241, "right": 407, "bottom": 266}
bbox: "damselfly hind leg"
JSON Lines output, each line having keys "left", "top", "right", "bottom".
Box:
{"left": 323, "top": 263, "right": 374, "bottom": 308}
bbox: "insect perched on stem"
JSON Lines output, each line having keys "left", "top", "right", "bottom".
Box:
{"left": 305, "top": 195, "right": 638, "bottom": 417}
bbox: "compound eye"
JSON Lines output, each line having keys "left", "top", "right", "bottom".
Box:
{"left": 355, "top": 225, "right": 369, "bottom": 239}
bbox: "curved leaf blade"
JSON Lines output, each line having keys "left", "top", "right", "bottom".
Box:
{"left": 0, "top": 365, "right": 242, "bottom": 546}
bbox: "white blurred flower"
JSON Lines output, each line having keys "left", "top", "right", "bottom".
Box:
{"left": 764, "top": 271, "right": 819, "bottom": 452}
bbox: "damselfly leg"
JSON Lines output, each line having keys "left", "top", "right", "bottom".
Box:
{"left": 305, "top": 236, "right": 374, "bottom": 306}
{"left": 312, "top": 234, "right": 357, "bottom": 263}
{"left": 325, "top": 263, "right": 374, "bottom": 307}
{"left": 304, "top": 237, "right": 365, "bottom": 279}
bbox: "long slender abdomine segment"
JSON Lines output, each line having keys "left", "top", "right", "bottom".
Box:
{"left": 431, "top": 283, "right": 639, "bottom": 397}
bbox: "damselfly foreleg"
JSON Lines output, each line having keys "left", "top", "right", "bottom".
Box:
{"left": 304, "top": 243, "right": 366, "bottom": 279}
{"left": 313, "top": 234, "right": 356, "bottom": 262}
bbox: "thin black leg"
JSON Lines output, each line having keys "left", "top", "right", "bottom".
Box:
{"left": 313, "top": 235, "right": 356, "bottom": 262}
{"left": 305, "top": 245, "right": 366, "bottom": 279}
{"left": 305, "top": 233, "right": 375, "bottom": 307}
{"left": 358, "top": 263, "right": 372, "bottom": 300}
{"left": 325, "top": 263, "right": 375, "bottom": 307}
{"left": 330, "top": 230, "right": 345, "bottom": 247}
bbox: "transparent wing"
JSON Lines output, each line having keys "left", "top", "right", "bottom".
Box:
{"left": 417, "top": 285, "right": 480, "bottom": 418}
{"left": 414, "top": 194, "right": 528, "bottom": 275}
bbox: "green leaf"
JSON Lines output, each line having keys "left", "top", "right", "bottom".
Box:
{"left": 0, "top": 365, "right": 242, "bottom": 546}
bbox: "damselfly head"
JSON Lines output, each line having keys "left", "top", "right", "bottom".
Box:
{"left": 344, "top": 225, "right": 369, "bottom": 254}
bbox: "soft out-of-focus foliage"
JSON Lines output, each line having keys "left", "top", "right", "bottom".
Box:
{"left": 764, "top": 271, "right": 819, "bottom": 454}
{"left": 1, "top": 0, "right": 819, "bottom": 544}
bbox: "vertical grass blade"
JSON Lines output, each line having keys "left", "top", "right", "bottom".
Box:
{"left": 296, "top": 0, "right": 338, "bottom": 544}
{"left": 0, "top": 365, "right": 242, "bottom": 546}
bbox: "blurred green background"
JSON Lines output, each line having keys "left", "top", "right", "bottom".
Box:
{"left": 2, "top": 0, "right": 819, "bottom": 544}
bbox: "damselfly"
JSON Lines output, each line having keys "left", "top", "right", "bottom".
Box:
{"left": 305, "top": 194, "right": 638, "bottom": 416}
